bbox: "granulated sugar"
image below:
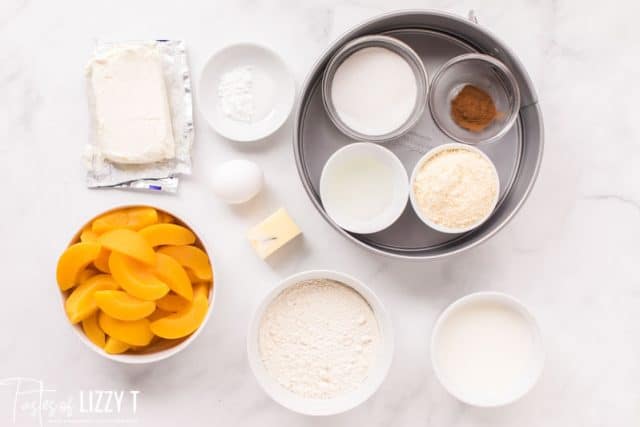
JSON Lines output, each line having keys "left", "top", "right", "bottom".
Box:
{"left": 413, "top": 147, "right": 498, "bottom": 230}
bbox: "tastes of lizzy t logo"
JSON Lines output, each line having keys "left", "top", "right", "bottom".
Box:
{"left": 0, "top": 377, "right": 140, "bottom": 425}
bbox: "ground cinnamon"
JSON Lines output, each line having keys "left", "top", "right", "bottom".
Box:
{"left": 450, "top": 85, "right": 497, "bottom": 132}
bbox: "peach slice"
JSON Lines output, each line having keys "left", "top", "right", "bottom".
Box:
{"left": 104, "top": 337, "right": 129, "bottom": 354}
{"left": 158, "top": 246, "right": 212, "bottom": 281}
{"left": 91, "top": 207, "right": 158, "bottom": 234}
{"left": 156, "top": 293, "right": 190, "bottom": 312}
{"left": 158, "top": 211, "right": 175, "bottom": 224}
{"left": 109, "top": 252, "right": 169, "bottom": 301}
{"left": 77, "top": 268, "right": 99, "bottom": 285}
{"left": 139, "top": 223, "right": 196, "bottom": 247}
{"left": 98, "top": 229, "right": 156, "bottom": 265}
{"left": 153, "top": 253, "right": 193, "bottom": 301}
{"left": 148, "top": 308, "right": 172, "bottom": 322}
{"left": 65, "top": 274, "right": 119, "bottom": 324}
{"left": 80, "top": 227, "right": 99, "bottom": 243}
{"left": 150, "top": 284, "right": 209, "bottom": 339}
{"left": 94, "top": 290, "right": 156, "bottom": 321}
{"left": 82, "top": 313, "right": 105, "bottom": 348}
{"left": 93, "top": 248, "right": 111, "bottom": 273}
{"left": 98, "top": 312, "right": 154, "bottom": 346}
{"left": 57, "top": 242, "right": 102, "bottom": 291}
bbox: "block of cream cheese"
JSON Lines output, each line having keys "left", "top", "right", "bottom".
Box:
{"left": 87, "top": 45, "right": 176, "bottom": 164}
{"left": 248, "top": 208, "right": 301, "bottom": 259}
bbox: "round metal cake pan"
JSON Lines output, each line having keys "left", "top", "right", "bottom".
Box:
{"left": 293, "top": 10, "right": 544, "bottom": 260}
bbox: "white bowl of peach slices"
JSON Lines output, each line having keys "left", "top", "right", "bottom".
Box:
{"left": 56, "top": 206, "right": 214, "bottom": 363}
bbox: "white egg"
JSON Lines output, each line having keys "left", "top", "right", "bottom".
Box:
{"left": 211, "top": 159, "right": 264, "bottom": 204}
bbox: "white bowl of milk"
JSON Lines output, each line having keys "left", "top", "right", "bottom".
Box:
{"left": 320, "top": 142, "right": 409, "bottom": 234}
{"left": 431, "top": 292, "right": 544, "bottom": 407}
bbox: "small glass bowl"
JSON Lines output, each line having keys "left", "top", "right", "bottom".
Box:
{"left": 322, "top": 35, "right": 428, "bottom": 142}
{"left": 429, "top": 53, "right": 520, "bottom": 145}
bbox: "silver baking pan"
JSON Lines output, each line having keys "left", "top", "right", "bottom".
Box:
{"left": 293, "top": 10, "right": 543, "bottom": 260}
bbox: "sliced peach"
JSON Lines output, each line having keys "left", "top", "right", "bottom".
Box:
{"left": 150, "top": 284, "right": 209, "bottom": 339}
{"left": 80, "top": 227, "right": 99, "bottom": 243}
{"left": 93, "top": 248, "right": 111, "bottom": 273}
{"left": 98, "top": 229, "right": 156, "bottom": 265}
{"left": 148, "top": 307, "right": 172, "bottom": 322}
{"left": 65, "top": 274, "right": 119, "bottom": 324}
{"left": 153, "top": 253, "right": 193, "bottom": 301}
{"left": 139, "top": 223, "right": 196, "bottom": 247}
{"left": 109, "top": 252, "right": 169, "bottom": 301}
{"left": 156, "top": 293, "right": 190, "bottom": 312}
{"left": 98, "top": 312, "right": 154, "bottom": 346}
{"left": 57, "top": 242, "right": 102, "bottom": 291}
{"left": 94, "top": 290, "right": 156, "bottom": 321}
{"left": 158, "top": 211, "right": 175, "bottom": 223}
{"left": 77, "top": 268, "right": 99, "bottom": 284}
{"left": 104, "top": 337, "right": 129, "bottom": 354}
{"left": 92, "top": 207, "right": 158, "bottom": 234}
{"left": 82, "top": 313, "right": 105, "bottom": 348}
{"left": 158, "top": 246, "right": 212, "bottom": 281}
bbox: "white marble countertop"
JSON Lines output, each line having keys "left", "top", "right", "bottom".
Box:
{"left": 1, "top": 0, "right": 638, "bottom": 425}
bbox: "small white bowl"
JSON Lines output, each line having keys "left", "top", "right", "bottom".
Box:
{"left": 247, "top": 270, "right": 394, "bottom": 416}
{"left": 198, "top": 43, "right": 295, "bottom": 142}
{"left": 320, "top": 143, "right": 409, "bottom": 234}
{"left": 59, "top": 205, "right": 215, "bottom": 364}
{"left": 409, "top": 143, "right": 500, "bottom": 234}
{"left": 430, "top": 292, "right": 544, "bottom": 407}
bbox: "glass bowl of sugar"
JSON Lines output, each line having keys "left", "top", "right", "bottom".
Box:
{"left": 322, "top": 35, "right": 428, "bottom": 142}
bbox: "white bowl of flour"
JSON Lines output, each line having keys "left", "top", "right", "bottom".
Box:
{"left": 247, "top": 270, "right": 393, "bottom": 415}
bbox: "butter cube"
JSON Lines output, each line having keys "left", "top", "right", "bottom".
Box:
{"left": 248, "top": 208, "right": 301, "bottom": 259}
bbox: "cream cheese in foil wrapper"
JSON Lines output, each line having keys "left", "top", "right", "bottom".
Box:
{"left": 84, "top": 40, "right": 194, "bottom": 193}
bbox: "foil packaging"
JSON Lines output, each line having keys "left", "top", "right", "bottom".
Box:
{"left": 84, "top": 40, "right": 194, "bottom": 193}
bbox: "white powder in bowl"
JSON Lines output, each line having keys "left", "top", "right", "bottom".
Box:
{"left": 258, "top": 279, "right": 380, "bottom": 399}
{"left": 413, "top": 148, "right": 498, "bottom": 230}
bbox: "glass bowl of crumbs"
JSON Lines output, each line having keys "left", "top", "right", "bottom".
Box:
{"left": 247, "top": 270, "right": 394, "bottom": 416}
{"left": 429, "top": 53, "right": 520, "bottom": 145}
{"left": 410, "top": 143, "right": 500, "bottom": 234}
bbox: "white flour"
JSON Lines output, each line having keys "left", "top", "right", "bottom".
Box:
{"left": 217, "top": 66, "right": 254, "bottom": 122}
{"left": 259, "top": 279, "right": 380, "bottom": 399}
{"left": 413, "top": 148, "right": 498, "bottom": 229}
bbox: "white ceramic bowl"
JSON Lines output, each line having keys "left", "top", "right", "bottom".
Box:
{"left": 58, "top": 205, "right": 215, "bottom": 364}
{"left": 247, "top": 270, "right": 394, "bottom": 416}
{"left": 430, "top": 292, "right": 544, "bottom": 407}
{"left": 320, "top": 143, "right": 409, "bottom": 234}
{"left": 198, "top": 43, "right": 296, "bottom": 142}
{"left": 409, "top": 143, "right": 500, "bottom": 234}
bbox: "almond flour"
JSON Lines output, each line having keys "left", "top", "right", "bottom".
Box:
{"left": 413, "top": 147, "right": 497, "bottom": 230}
{"left": 258, "top": 279, "right": 379, "bottom": 399}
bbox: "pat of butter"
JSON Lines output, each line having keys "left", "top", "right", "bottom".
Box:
{"left": 248, "top": 208, "right": 301, "bottom": 259}
{"left": 87, "top": 45, "right": 175, "bottom": 164}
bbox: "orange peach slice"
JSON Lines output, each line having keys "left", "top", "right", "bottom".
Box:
{"left": 77, "top": 268, "right": 99, "bottom": 285}
{"left": 91, "top": 207, "right": 158, "bottom": 234}
{"left": 158, "top": 246, "right": 212, "bottom": 281}
{"left": 98, "top": 229, "right": 156, "bottom": 265}
{"left": 82, "top": 313, "right": 105, "bottom": 348}
{"left": 153, "top": 253, "right": 193, "bottom": 301}
{"left": 57, "top": 242, "right": 102, "bottom": 291}
{"left": 158, "top": 212, "right": 175, "bottom": 223}
{"left": 93, "top": 248, "right": 111, "bottom": 273}
{"left": 150, "top": 284, "right": 209, "bottom": 339}
{"left": 139, "top": 223, "right": 196, "bottom": 247}
{"left": 94, "top": 290, "right": 156, "bottom": 321}
{"left": 98, "top": 312, "right": 154, "bottom": 346}
{"left": 104, "top": 337, "right": 129, "bottom": 354}
{"left": 65, "top": 274, "right": 119, "bottom": 324}
{"left": 109, "top": 252, "right": 169, "bottom": 301}
{"left": 80, "top": 227, "right": 99, "bottom": 243}
{"left": 156, "top": 293, "right": 190, "bottom": 312}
